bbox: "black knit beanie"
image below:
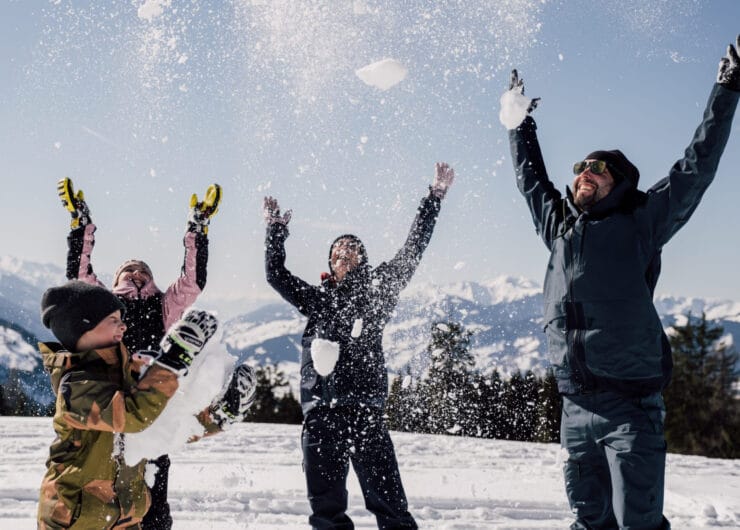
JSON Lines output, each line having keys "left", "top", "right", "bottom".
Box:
{"left": 585, "top": 150, "right": 640, "bottom": 188}
{"left": 328, "top": 234, "right": 368, "bottom": 274}
{"left": 41, "top": 280, "right": 126, "bottom": 351}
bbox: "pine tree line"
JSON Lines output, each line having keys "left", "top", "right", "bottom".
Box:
{"left": 385, "top": 321, "right": 562, "bottom": 443}
{"left": 385, "top": 317, "right": 740, "bottom": 458}
{"left": 663, "top": 313, "right": 740, "bottom": 458}
{"left": 0, "top": 369, "right": 53, "bottom": 417}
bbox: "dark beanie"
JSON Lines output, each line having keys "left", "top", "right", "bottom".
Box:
{"left": 328, "top": 234, "right": 368, "bottom": 273}
{"left": 41, "top": 280, "right": 126, "bottom": 351}
{"left": 585, "top": 150, "right": 640, "bottom": 188}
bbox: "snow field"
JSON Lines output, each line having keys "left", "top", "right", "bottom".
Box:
{"left": 1, "top": 418, "right": 738, "bottom": 529}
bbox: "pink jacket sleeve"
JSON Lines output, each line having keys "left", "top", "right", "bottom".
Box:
{"left": 66, "top": 224, "right": 106, "bottom": 288}
{"left": 161, "top": 231, "right": 208, "bottom": 329}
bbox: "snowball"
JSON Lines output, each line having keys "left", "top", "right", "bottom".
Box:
{"left": 138, "top": 0, "right": 171, "bottom": 22}
{"left": 350, "top": 318, "right": 363, "bottom": 338}
{"left": 124, "top": 329, "right": 236, "bottom": 464}
{"left": 311, "top": 338, "right": 340, "bottom": 376}
{"left": 355, "top": 59, "right": 408, "bottom": 91}
{"left": 499, "top": 88, "right": 532, "bottom": 130}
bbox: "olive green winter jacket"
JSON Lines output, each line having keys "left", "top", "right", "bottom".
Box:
{"left": 37, "top": 342, "right": 179, "bottom": 529}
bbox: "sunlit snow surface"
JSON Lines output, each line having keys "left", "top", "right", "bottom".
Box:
{"left": 2, "top": 418, "right": 739, "bottom": 528}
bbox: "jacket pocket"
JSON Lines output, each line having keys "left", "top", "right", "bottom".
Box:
{"left": 583, "top": 325, "right": 663, "bottom": 380}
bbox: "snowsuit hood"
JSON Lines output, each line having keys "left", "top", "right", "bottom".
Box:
{"left": 327, "top": 234, "right": 368, "bottom": 276}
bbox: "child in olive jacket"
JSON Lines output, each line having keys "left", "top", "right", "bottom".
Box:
{"left": 37, "top": 280, "right": 218, "bottom": 529}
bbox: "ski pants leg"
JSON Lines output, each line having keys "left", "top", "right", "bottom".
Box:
{"left": 303, "top": 409, "right": 354, "bottom": 530}
{"left": 141, "top": 454, "right": 173, "bottom": 530}
{"left": 561, "top": 392, "right": 669, "bottom": 530}
{"left": 349, "top": 405, "right": 417, "bottom": 530}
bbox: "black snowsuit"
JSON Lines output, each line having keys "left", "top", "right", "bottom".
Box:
{"left": 265, "top": 191, "right": 442, "bottom": 529}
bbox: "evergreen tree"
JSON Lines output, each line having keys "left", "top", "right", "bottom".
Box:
{"left": 500, "top": 371, "right": 539, "bottom": 441}
{"left": 388, "top": 367, "right": 428, "bottom": 433}
{"left": 3, "top": 370, "right": 32, "bottom": 416}
{"left": 422, "top": 321, "right": 476, "bottom": 436}
{"left": 534, "top": 369, "right": 561, "bottom": 443}
{"left": 480, "top": 369, "right": 506, "bottom": 439}
{"left": 663, "top": 313, "right": 740, "bottom": 458}
{"left": 245, "top": 364, "right": 302, "bottom": 424}
{"left": 386, "top": 375, "right": 405, "bottom": 431}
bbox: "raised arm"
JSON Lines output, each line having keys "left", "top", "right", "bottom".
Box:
{"left": 643, "top": 37, "right": 740, "bottom": 247}
{"left": 58, "top": 178, "right": 105, "bottom": 287}
{"left": 58, "top": 310, "right": 217, "bottom": 433}
{"left": 162, "top": 184, "right": 221, "bottom": 329}
{"left": 503, "top": 71, "right": 563, "bottom": 250}
{"left": 263, "top": 196, "right": 322, "bottom": 315}
{"left": 380, "top": 163, "right": 451, "bottom": 292}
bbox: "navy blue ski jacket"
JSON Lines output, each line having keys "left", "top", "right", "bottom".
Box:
{"left": 265, "top": 193, "right": 441, "bottom": 414}
{"left": 509, "top": 83, "right": 738, "bottom": 396}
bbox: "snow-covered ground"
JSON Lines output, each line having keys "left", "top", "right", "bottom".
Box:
{"left": 1, "top": 418, "right": 738, "bottom": 529}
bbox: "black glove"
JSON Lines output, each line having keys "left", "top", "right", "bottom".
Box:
{"left": 188, "top": 184, "right": 222, "bottom": 235}
{"left": 57, "top": 178, "right": 91, "bottom": 229}
{"left": 155, "top": 309, "right": 218, "bottom": 376}
{"left": 210, "top": 364, "right": 258, "bottom": 427}
{"left": 509, "top": 69, "right": 540, "bottom": 113}
{"left": 718, "top": 35, "right": 740, "bottom": 91}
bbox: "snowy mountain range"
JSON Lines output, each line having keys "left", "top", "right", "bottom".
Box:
{"left": 2, "top": 257, "right": 740, "bottom": 405}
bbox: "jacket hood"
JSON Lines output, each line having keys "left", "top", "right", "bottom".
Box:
{"left": 566, "top": 178, "right": 644, "bottom": 219}
{"left": 328, "top": 234, "right": 368, "bottom": 275}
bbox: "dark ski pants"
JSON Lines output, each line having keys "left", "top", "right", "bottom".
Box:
{"left": 141, "top": 454, "right": 173, "bottom": 530}
{"left": 302, "top": 404, "right": 417, "bottom": 530}
{"left": 561, "top": 391, "right": 670, "bottom": 530}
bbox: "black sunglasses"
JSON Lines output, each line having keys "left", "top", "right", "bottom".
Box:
{"left": 573, "top": 160, "right": 608, "bottom": 175}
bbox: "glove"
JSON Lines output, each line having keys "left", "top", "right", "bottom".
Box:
{"left": 263, "top": 196, "right": 292, "bottom": 226}
{"left": 717, "top": 35, "right": 740, "bottom": 91}
{"left": 509, "top": 69, "right": 540, "bottom": 112}
{"left": 210, "top": 364, "right": 258, "bottom": 427}
{"left": 155, "top": 309, "right": 219, "bottom": 376}
{"left": 57, "top": 178, "right": 91, "bottom": 229}
{"left": 188, "top": 183, "right": 222, "bottom": 235}
{"left": 431, "top": 162, "right": 455, "bottom": 199}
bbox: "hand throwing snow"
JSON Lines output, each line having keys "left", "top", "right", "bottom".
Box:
{"left": 499, "top": 69, "right": 540, "bottom": 130}
{"left": 431, "top": 162, "right": 455, "bottom": 199}
{"left": 263, "top": 196, "right": 292, "bottom": 226}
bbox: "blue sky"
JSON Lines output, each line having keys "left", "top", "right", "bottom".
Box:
{"left": 1, "top": 0, "right": 739, "bottom": 307}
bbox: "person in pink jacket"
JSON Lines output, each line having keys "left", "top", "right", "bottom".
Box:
{"left": 57, "top": 178, "right": 248, "bottom": 530}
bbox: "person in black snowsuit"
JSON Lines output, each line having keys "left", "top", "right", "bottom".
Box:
{"left": 263, "top": 162, "right": 455, "bottom": 530}
{"left": 504, "top": 36, "right": 740, "bottom": 530}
